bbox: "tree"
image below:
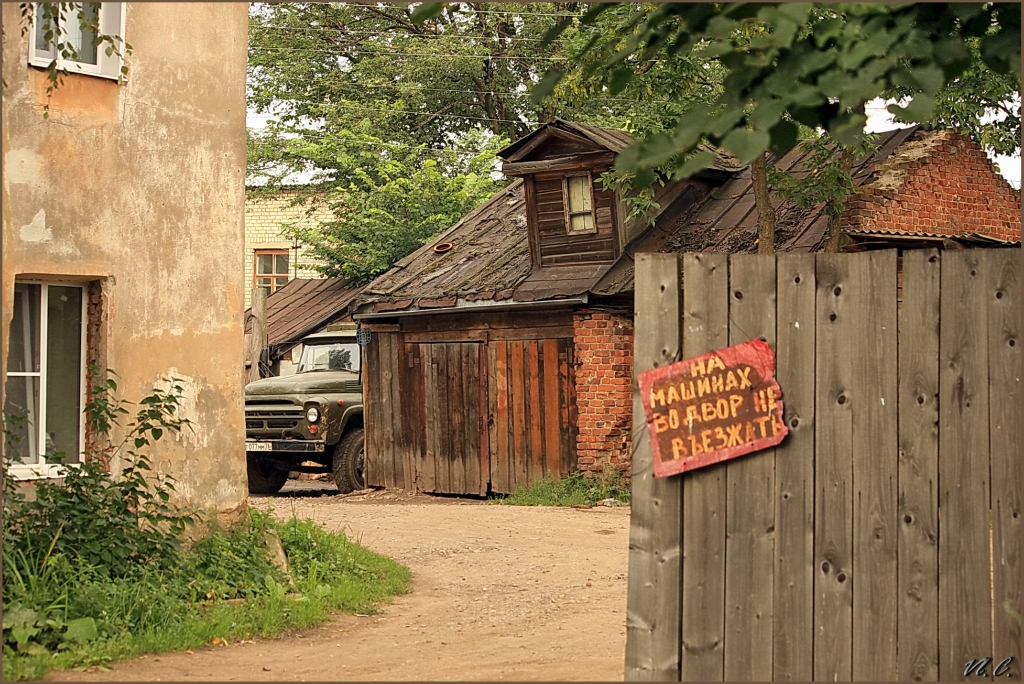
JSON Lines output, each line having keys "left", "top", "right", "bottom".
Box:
{"left": 247, "top": 2, "right": 730, "bottom": 277}
{"left": 271, "top": 127, "right": 507, "bottom": 285}
{"left": 525, "top": 2, "right": 1019, "bottom": 251}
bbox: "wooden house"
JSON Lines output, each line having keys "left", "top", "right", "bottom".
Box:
{"left": 349, "top": 119, "right": 1020, "bottom": 496}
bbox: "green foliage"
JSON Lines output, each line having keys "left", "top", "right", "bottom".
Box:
{"left": 494, "top": 469, "right": 631, "bottom": 507}
{"left": 4, "top": 369, "right": 195, "bottom": 577}
{"left": 768, "top": 132, "right": 879, "bottom": 216}
{"left": 2, "top": 371, "right": 411, "bottom": 680}
{"left": 521, "top": 2, "right": 1020, "bottom": 181}
{"left": 270, "top": 128, "right": 508, "bottom": 284}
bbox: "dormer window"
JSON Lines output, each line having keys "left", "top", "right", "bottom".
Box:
{"left": 563, "top": 173, "right": 596, "bottom": 235}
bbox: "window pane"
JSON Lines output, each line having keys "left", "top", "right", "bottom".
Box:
{"left": 256, "top": 254, "right": 273, "bottom": 274}
{"left": 274, "top": 253, "right": 289, "bottom": 275}
{"left": 567, "top": 176, "right": 593, "bottom": 213}
{"left": 271, "top": 275, "right": 289, "bottom": 293}
{"left": 46, "top": 286, "right": 83, "bottom": 463}
{"left": 34, "top": 4, "right": 57, "bottom": 57}
{"left": 570, "top": 212, "right": 595, "bottom": 233}
{"left": 8, "top": 284, "right": 41, "bottom": 373}
{"left": 68, "top": 3, "right": 99, "bottom": 66}
{"left": 4, "top": 376, "right": 41, "bottom": 465}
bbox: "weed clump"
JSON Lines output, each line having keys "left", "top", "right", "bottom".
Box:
{"left": 493, "top": 469, "right": 631, "bottom": 507}
{"left": 2, "top": 370, "right": 410, "bottom": 681}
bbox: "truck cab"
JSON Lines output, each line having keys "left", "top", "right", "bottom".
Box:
{"left": 244, "top": 330, "right": 365, "bottom": 494}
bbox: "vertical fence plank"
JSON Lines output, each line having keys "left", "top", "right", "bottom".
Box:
{"left": 679, "top": 253, "right": 729, "bottom": 682}
{"left": 814, "top": 254, "right": 854, "bottom": 681}
{"left": 478, "top": 343, "right": 490, "bottom": 495}
{"left": 363, "top": 336, "right": 383, "bottom": 488}
{"left": 378, "top": 334, "right": 397, "bottom": 489}
{"left": 392, "top": 335, "right": 412, "bottom": 489}
{"left": 543, "top": 339, "right": 562, "bottom": 478}
{"left": 938, "top": 250, "right": 992, "bottom": 681}
{"left": 986, "top": 250, "right": 1020, "bottom": 671}
{"left": 528, "top": 340, "right": 544, "bottom": 482}
{"left": 434, "top": 344, "right": 451, "bottom": 493}
{"left": 511, "top": 341, "right": 528, "bottom": 489}
{"left": 493, "top": 340, "right": 510, "bottom": 494}
{"left": 462, "top": 343, "right": 482, "bottom": 496}
{"left": 559, "top": 339, "right": 576, "bottom": 477}
{"left": 626, "top": 252, "right": 683, "bottom": 681}
{"left": 724, "top": 253, "right": 776, "bottom": 682}
{"left": 851, "top": 251, "right": 898, "bottom": 680}
{"left": 897, "top": 249, "right": 940, "bottom": 681}
{"left": 773, "top": 254, "right": 816, "bottom": 682}
{"left": 448, "top": 343, "right": 467, "bottom": 494}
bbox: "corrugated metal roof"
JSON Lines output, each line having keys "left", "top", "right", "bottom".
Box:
{"left": 245, "top": 277, "right": 365, "bottom": 351}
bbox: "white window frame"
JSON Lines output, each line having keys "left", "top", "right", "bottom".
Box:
{"left": 5, "top": 280, "right": 89, "bottom": 481}
{"left": 27, "top": 2, "right": 126, "bottom": 82}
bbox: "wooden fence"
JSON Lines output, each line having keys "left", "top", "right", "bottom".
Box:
{"left": 626, "top": 249, "right": 1020, "bottom": 681}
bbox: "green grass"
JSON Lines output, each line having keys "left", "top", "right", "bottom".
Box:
{"left": 492, "top": 469, "right": 631, "bottom": 507}
{"left": 1, "top": 510, "right": 411, "bottom": 681}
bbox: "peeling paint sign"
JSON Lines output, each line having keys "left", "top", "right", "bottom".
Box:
{"left": 637, "top": 339, "right": 788, "bottom": 477}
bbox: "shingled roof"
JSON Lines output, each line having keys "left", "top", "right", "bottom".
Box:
{"left": 245, "top": 277, "right": 364, "bottom": 352}
{"left": 352, "top": 124, "right": 1013, "bottom": 313}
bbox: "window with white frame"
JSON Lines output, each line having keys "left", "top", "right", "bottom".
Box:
{"left": 4, "top": 282, "right": 88, "bottom": 479}
{"left": 28, "top": 2, "right": 126, "bottom": 81}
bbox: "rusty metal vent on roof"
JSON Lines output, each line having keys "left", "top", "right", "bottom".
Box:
{"left": 434, "top": 242, "right": 454, "bottom": 254}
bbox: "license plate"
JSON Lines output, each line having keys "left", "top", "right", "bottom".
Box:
{"left": 245, "top": 442, "right": 273, "bottom": 452}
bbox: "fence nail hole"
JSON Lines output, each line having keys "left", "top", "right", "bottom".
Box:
{"left": 794, "top": 275, "right": 801, "bottom": 284}
{"left": 783, "top": 493, "right": 790, "bottom": 500}
{"left": 1010, "top": 339, "right": 1016, "bottom": 347}
{"left": 821, "top": 561, "right": 830, "bottom": 574}
{"left": 837, "top": 394, "right": 847, "bottom": 405}
{"left": 904, "top": 515, "right": 913, "bottom": 524}
{"left": 660, "top": 284, "right": 666, "bottom": 292}
{"left": 790, "top": 418, "right": 799, "bottom": 428}
{"left": 917, "top": 395, "right": 924, "bottom": 405}
{"left": 996, "top": 291, "right": 1003, "bottom": 299}
{"left": 970, "top": 269, "right": 977, "bottom": 276}
{"left": 758, "top": 335, "right": 766, "bottom": 342}
{"left": 829, "top": 312, "right": 837, "bottom": 322}
{"left": 734, "top": 291, "right": 743, "bottom": 300}
{"left": 1013, "top": 510, "right": 1019, "bottom": 519}
{"left": 965, "top": 401, "right": 971, "bottom": 408}
{"left": 928, "top": 255, "right": 937, "bottom": 263}
{"left": 833, "top": 286, "right": 842, "bottom": 296}
{"left": 837, "top": 573, "right": 847, "bottom": 583}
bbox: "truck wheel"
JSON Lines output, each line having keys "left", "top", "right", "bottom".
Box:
{"left": 247, "top": 454, "right": 289, "bottom": 494}
{"left": 333, "top": 428, "right": 365, "bottom": 494}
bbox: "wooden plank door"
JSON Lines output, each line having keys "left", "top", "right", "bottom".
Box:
{"left": 487, "top": 337, "right": 576, "bottom": 494}
{"left": 422, "top": 342, "right": 488, "bottom": 496}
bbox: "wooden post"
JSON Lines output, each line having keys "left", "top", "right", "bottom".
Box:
{"left": 247, "top": 287, "right": 268, "bottom": 383}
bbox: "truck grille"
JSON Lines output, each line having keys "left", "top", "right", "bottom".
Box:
{"left": 245, "top": 401, "right": 303, "bottom": 431}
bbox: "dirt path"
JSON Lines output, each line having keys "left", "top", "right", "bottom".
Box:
{"left": 49, "top": 484, "right": 630, "bottom": 682}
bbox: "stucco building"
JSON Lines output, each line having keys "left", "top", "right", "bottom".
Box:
{"left": 2, "top": 2, "right": 249, "bottom": 519}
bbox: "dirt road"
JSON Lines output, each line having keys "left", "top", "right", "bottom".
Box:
{"left": 50, "top": 484, "right": 631, "bottom": 681}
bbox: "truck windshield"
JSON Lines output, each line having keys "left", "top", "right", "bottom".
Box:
{"left": 297, "top": 341, "right": 361, "bottom": 373}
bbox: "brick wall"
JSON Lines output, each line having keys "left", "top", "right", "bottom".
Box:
{"left": 843, "top": 129, "right": 1021, "bottom": 242}
{"left": 244, "top": 188, "right": 334, "bottom": 308}
{"left": 573, "top": 309, "right": 634, "bottom": 475}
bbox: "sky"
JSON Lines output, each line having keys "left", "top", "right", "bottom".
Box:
{"left": 248, "top": 101, "right": 1022, "bottom": 189}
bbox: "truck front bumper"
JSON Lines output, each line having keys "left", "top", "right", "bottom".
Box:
{"left": 245, "top": 439, "right": 326, "bottom": 453}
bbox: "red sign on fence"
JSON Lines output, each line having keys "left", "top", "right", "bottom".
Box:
{"left": 637, "top": 339, "right": 788, "bottom": 477}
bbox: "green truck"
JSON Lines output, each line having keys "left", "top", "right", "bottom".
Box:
{"left": 243, "top": 330, "right": 365, "bottom": 494}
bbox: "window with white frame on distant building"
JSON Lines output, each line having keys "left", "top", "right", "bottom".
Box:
{"left": 4, "top": 282, "right": 88, "bottom": 479}
{"left": 254, "top": 250, "right": 290, "bottom": 295}
{"left": 563, "top": 172, "right": 597, "bottom": 234}
{"left": 28, "top": 2, "right": 126, "bottom": 81}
